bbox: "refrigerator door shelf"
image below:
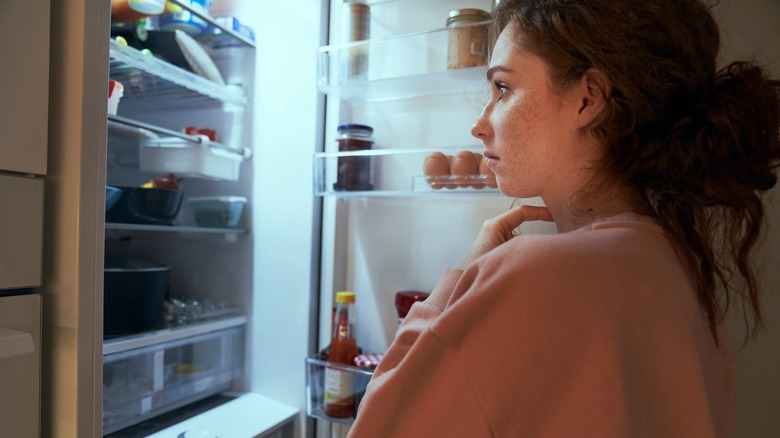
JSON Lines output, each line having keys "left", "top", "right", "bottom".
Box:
{"left": 314, "top": 146, "right": 503, "bottom": 196}
{"left": 318, "top": 21, "right": 491, "bottom": 101}
{"left": 305, "top": 357, "right": 374, "bottom": 426}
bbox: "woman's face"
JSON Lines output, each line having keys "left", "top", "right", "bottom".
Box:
{"left": 472, "top": 22, "right": 592, "bottom": 203}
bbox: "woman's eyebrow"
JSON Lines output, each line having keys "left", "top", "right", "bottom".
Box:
{"left": 486, "top": 65, "right": 514, "bottom": 81}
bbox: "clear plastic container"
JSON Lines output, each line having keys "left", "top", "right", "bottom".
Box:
{"left": 140, "top": 137, "right": 243, "bottom": 181}
{"left": 188, "top": 196, "right": 247, "bottom": 228}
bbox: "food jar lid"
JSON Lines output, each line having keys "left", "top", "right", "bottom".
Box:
{"left": 335, "top": 291, "right": 356, "bottom": 303}
{"left": 337, "top": 123, "right": 373, "bottom": 133}
{"left": 447, "top": 8, "right": 490, "bottom": 25}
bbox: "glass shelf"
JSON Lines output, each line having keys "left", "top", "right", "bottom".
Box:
{"left": 166, "top": 0, "right": 255, "bottom": 49}
{"left": 103, "top": 315, "right": 247, "bottom": 355}
{"left": 109, "top": 39, "right": 248, "bottom": 109}
{"left": 318, "top": 23, "right": 489, "bottom": 101}
{"left": 105, "top": 223, "right": 249, "bottom": 242}
{"left": 313, "top": 147, "right": 501, "bottom": 197}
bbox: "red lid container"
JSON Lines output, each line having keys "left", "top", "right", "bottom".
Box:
{"left": 395, "top": 290, "right": 430, "bottom": 320}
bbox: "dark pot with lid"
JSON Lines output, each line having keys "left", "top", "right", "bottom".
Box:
{"left": 104, "top": 258, "right": 171, "bottom": 336}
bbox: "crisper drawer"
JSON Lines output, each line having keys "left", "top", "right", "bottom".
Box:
{"left": 103, "top": 325, "right": 244, "bottom": 434}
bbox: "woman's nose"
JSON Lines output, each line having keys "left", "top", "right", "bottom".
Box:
{"left": 471, "top": 111, "right": 489, "bottom": 140}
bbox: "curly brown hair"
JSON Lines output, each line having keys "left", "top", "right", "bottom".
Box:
{"left": 492, "top": 0, "right": 780, "bottom": 342}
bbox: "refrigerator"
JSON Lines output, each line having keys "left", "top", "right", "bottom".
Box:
{"left": 11, "top": 0, "right": 779, "bottom": 437}
{"left": 0, "top": 0, "right": 48, "bottom": 435}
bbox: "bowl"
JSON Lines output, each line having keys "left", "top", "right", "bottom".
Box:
{"left": 188, "top": 196, "right": 246, "bottom": 228}
{"left": 105, "top": 186, "right": 123, "bottom": 212}
{"left": 106, "top": 186, "right": 184, "bottom": 225}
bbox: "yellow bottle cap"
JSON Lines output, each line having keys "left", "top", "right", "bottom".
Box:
{"left": 335, "top": 291, "right": 355, "bottom": 304}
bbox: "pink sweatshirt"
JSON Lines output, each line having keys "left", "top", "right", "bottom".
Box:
{"left": 348, "top": 213, "right": 735, "bottom": 437}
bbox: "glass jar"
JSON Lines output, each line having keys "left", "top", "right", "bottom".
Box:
{"left": 340, "top": 1, "right": 371, "bottom": 82}
{"left": 334, "top": 124, "right": 374, "bottom": 191}
{"left": 446, "top": 8, "right": 490, "bottom": 70}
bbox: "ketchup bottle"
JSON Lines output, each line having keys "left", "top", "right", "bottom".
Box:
{"left": 323, "top": 291, "right": 359, "bottom": 417}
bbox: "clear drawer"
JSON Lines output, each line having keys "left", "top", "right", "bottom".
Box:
{"left": 103, "top": 323, "right": 245, "bottom": 434}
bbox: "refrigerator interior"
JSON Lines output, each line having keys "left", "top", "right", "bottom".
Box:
{"left": 102, "top": 2, "right": 304, "bottom": 434}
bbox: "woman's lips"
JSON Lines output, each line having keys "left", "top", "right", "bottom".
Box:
{"left": 483, "top": 152, "right": 499, "bottom": 168}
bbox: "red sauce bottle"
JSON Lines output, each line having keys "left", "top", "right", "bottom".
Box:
{"left": 324, "top": 291, "right": 359, "bottom": 417}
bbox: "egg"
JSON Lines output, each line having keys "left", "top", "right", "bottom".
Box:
{"left": 471, "top": 153, "right": 486, "bottom": 189}
{"left": 479, "top": 154, "right": 497, "bottom": 188}
{"left": 450, "top": 151, "right": 480, "bottom": 188}
{"left": 423, "top": 152, "right": 452, "bottom": 189}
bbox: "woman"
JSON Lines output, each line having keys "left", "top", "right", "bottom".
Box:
{"left": 349, "top": 0, "right": 779, "bottom": 436}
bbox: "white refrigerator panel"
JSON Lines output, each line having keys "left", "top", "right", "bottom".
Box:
{"left": 0, "top": 294, "right": 42, "bottom": 437}
{"left": 0, "top": 0, "right": 49, "bottom": 175}
{"left": 0, "top": 174, "right": 44, "bottom": 289}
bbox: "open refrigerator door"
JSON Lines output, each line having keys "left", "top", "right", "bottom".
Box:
{"left": 309, "top": 0, "right": 557, "bottom": 436}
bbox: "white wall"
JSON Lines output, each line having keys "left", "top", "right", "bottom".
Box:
{"left": 238, "top": 0, "right": 325, "bottom": 435}
{"left": 712, "top": 0, "right": 780, "bottom": 436}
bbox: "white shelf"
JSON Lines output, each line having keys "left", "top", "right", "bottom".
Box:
{"left": 145, "top": 393, "right": 297, "bottom": 438}
{"left": 109, "top": 39, "right": 248, "bottom": 109}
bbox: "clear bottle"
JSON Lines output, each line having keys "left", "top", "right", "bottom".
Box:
{"left": 324, "top": 291, "right": 359, "bottom": 418}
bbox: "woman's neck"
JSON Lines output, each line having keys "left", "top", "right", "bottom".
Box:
{"left": 546, "top": 182, "right": 653, "bottom": 233}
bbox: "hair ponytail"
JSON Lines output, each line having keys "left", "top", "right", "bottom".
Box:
{"left": 649, "top": 61, "right": 780, "bottom": 340}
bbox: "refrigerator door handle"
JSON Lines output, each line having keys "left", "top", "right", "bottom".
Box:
{"left": 0, "top": 327, "right": 35, "bottom": 359}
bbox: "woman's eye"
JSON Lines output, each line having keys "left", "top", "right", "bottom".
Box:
{"left": 494, "top": 82, "right": 507, "bottom": 100}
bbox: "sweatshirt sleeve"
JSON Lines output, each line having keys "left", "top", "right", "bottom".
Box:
{"left": 348, "top": 226, "right": 734, "bottom": 438}
{"left": 347, "top": 268, "right": 494, "bottom": 437}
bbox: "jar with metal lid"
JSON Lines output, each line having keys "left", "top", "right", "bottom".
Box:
{"left": 334, "top": 124, "right": 374, "bottom": 191}
{"left": 446, "top": 8, "right": 490, "bottom": 70}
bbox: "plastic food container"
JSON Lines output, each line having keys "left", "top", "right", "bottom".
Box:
{"left": 108, "top": 79, "right": 124, "bottom": 115}
{"left": 188, "top": 196, "right": 246, "bottom": 228}
{"left": 140, "top": 137, "right": 242, "bottom": 181}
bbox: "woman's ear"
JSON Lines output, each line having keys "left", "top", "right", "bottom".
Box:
{"left": 575, "top": 68, "right": 611, "bottom": 129}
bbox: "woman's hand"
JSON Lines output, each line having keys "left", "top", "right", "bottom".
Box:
{"left": 460, "top": 204, "right": 553, "bottom": 268}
